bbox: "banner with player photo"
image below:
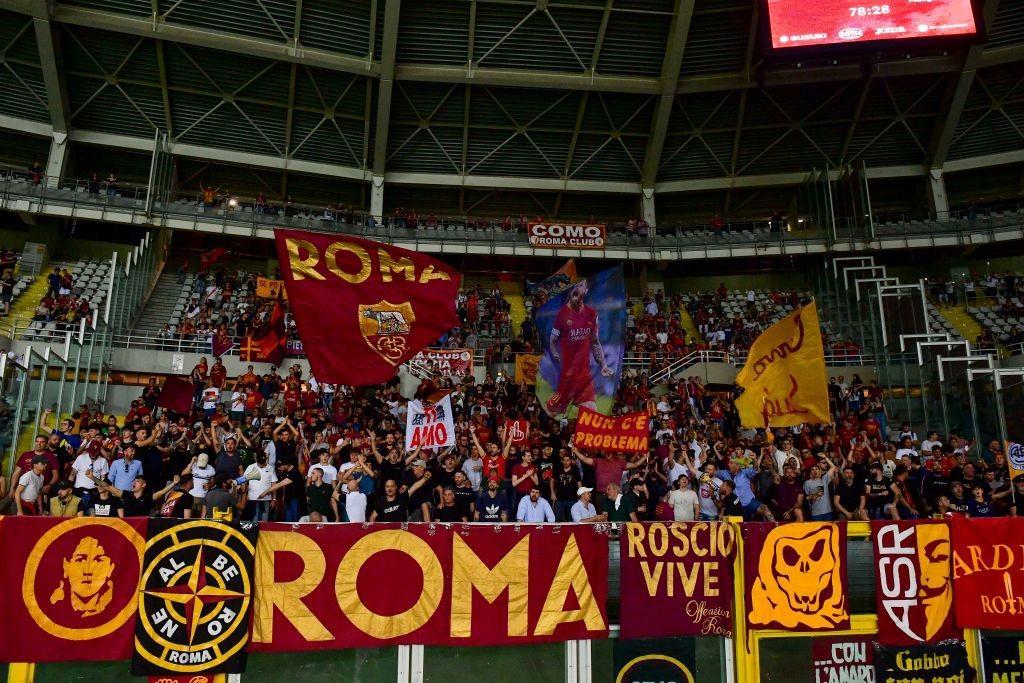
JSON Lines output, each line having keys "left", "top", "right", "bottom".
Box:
{"left": 131, "top": 520, "right": 259, "bottom": 676}
{"left": 743, "top": 522, "right": 850, "bottom": 632}
{"left": 534, "top": 266, "right": 626, "bottom": 419}
{"left": 872, "top": 520, "right": 957, "bottom": 645}
{"left": 0, "top": 517, "right": 147, "bottom": 662}
{"left": 619, "top": 522, "right": 736, "bottom": 640}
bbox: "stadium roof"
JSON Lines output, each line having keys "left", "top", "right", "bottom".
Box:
{"left": 1, "top": 0, "right": 1023, "bottom": 201}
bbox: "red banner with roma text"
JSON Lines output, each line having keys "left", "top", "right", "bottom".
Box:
{"left": 618, "top": 522, "right": 737, "bottom": 640}
{"left": 250, "top": 522, "right": 609, "bottom": 651}
{"left": 872, "top": 520, "right": 958, "bottom": 645}
{"left": 952, "top": 516, "right": 1024, "bottom": 630}
{"left": 572, "top": 407, "right": 649, "bottom": 453}
{"left": 0, "top": 516, "right": 148, "bottom": 662}
{"left": 743, "top": 522, "right": 850, "bottom": 632}
{"left": 275, "top": 229, "right": 461, "bottom": 386}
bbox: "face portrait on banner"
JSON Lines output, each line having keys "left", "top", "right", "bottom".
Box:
{"left": 872, "top": 520, "right": 956, "bottom": 645}
{"left": 534, "top": 267, "right": 626, "bottom": 419}
{"left": 744, "top": 522, "right": 850, "bottom": 631}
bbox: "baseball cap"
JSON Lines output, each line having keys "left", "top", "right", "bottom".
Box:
{"left": 56, "top": 480, "right": 72, "bottom": 490}
{"left": 412, "top": 459, "right": 426, "bottom": 467}
{"left": 31, "top": 455, "right": 49, "bottom": 465}
{"left": 576, "top": 486, "right": 593, "bottom": 496}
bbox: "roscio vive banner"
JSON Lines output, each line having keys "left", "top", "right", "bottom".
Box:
{"left": 275, "top": 228, "right": 461, "bottom": 386}
{"left": 251, "top": 522, "right": 608, "bottom": 651}
{"left": 131, "top": 519, "right": 259, "bottom": 675}
{"left": 618, "top": 522, "right": 736, "bottom": 640}
{"left": 872, "top": 520, "right": 957, "bottom": 646}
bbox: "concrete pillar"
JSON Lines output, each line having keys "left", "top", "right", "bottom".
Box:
{"left": 45, "top": 132, "right": 69, "bottom": 188}
{"left": 641, "top": 186, "right": 656, "bottom": 227}
{"left": 370, "top": 174, "right": 384, "bottom": 223}
{"left": 927, "top": 168, "right": 949, "bottom": 219}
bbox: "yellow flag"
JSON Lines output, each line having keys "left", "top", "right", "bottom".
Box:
{"left": 735, "top": 300, "right": 830, "bottom": 428}
{"left": 256, "top": 276, "right": 287, "bottom": 299}
{"left": 1006, "top": 441, "right": 1024, "bottom": 482}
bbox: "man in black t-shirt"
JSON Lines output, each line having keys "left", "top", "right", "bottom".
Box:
{"left": 451, "top": 471, "right": 476, "bottom": 519}
{"left": 105, "top": 475, "right": 152, "bottom": 517}
{"left": 717, "top": 480, "right": 744, "bottom": 518}
{"left": 864, "top": 463, "right": 894, "bottom": 519}
{"left": 154, "top": 475, "right": 194, "bottom": 518}
{"left": 402, "top": 460, "right": 434, "bottom": 521}
{"left": 268, "top": 462, "right": 305, "bottom": 522}
{"left": 832, "top": 466, "right": 867, "bottom": 520}
{"left": 551, "top": 454, "right": 579, "bottom": 522}
{"left": 90, "top": 487, "right": 123, "bottom": 518}
{"left": 372, "top": 479, "right": 411, "bottom": 522}
{"left": 436, "top": 487, "right": 466, "bottom": 522}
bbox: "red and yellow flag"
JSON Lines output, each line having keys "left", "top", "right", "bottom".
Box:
{"left": 275, "top": 229, "right": 460, "bottom": 386}
{"left": 735, "top": 300, "right": 830, "bottom": 428}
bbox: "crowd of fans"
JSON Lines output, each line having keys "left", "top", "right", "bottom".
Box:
{"left": 1, "top": 343, "right": 1017, "bottom": 524}
{"left": 30, "top": 266, "right": 95, "bottom": 329}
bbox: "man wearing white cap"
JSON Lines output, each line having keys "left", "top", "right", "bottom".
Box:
{"left": 571, "top": 486, "right": 607, "bottom": 523}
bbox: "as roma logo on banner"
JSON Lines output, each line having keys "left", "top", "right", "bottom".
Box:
{"left": 0, "top": 517, "right": 147, "bottom": 662}
{"left": 872, "top": 520, "right": 957, "bottom": 645}
{"left": 132, "top": 520, "right": 258, "bottom": 675}
{"left": 743, "top": 522, "right": 850, "bottom": 631}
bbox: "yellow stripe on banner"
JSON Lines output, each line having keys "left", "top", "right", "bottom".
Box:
{"left": 7, "top": 663, "right": 34, "bottom": 683}
{"left": 963, "top": 628, "right": 982, "bottom": 679}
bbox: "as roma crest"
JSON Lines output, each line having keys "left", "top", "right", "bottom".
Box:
{"left": 358, "top": 300, "right": 416, "bottom": 365}
{"left": 132, "top": 520, "right": 258, "bottom": 675}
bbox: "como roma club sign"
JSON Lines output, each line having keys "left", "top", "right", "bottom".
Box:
{"left": 528, "top": 223, "right": 606, "bottom": 250}
{"left": 131, "top": 520, "right": 258, "bottom": 675}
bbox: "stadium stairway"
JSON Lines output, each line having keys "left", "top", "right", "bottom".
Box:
{"left": 934, "top": 304, "right": 988, "bottom": 351}
{"left": 132, "top": 270, "right": 186, "bottom": 332}
{"left": 5, "top": 273, "right": 49, "bottom": 329}
{"left": 677, "top": 307, "right": 701, "bottom": 343}
{"left": 497, "top": 281, "right": 526, "bottom": 338}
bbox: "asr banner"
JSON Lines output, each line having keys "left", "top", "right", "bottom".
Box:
{"left": 573, "top": 407, "right": 650, "bottom": 454}
{"left": 734, "top": 300, "right": 830, "bottom": 428}
{"left": 535, "top": 266, "right": 626, "bottom": 419}
{"left": 952, "top": 516, "right": 1024, "bottom": 630}
{"left": 743, "top": 522, "right": 850, "bottom": 631}
{"left": 872, "top": 520, "right": 957, "bottom": 646}
{"left": 275, "top": 229, "right": 461, "bottom": 386}
{"left": 251, "top": 523, "right": 608, "bottom": 651}
{"left": 619, "top": 522, "right": 736, "bottom": 640}
{"left": 131, "top": 519, "right": 259, "bottom": 676}
{"left": 872, "top": 640, "right": 975, "bottom": 683}
{"left": 0, "top": 517, "right": 147, "bottom": 662}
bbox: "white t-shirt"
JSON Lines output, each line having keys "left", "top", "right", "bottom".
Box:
{"left": 190, "top": 463, "right": 216, "bottom": 499}
{"left": 72, "top": 454, "right": 108, "bottom": 490}
{"left": 668, "top": 488, "right": 699, "bottom": 521}
{"left": 667, "top": 461, "right": 687, "bottom": 487}
{"left": 18, "top": 470, "right": 44, "bottom": 501}
{"left": 921, "top": 439, "right": 942, "bottom": 453}
{"left": 202, "top": 387, "right": 221, "bottom": 410}
{"left": 698, "top": 476, "right": 723, "bottom": 517}
{"left": 462, "top": 457, "right": 483, "bottom": 491}
{"left": 895, "top": 448, "right": 918, "bottom": 460}
{"left": 309, "top": 463, "right": 338, "bottom": 485}
{"left": 345, "top": 490, "right": 368, "bottom": 523}
{"left": 230, "top": 391, "right": 246, "bottom": 412}
{"left": 245, "top": 463, "right": 277, "bottom": 501}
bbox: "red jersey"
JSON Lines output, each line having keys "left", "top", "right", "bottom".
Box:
{"left": 554, "top": 304, "right": 598, "bottom": 377}
{"left": 16, "top": 450, "right": 58, "bottom": 481}
{"left": 512, "top": 462, "right": 537, "bottom": 494}
{"left": 483, "top": 454, "right": 507, "bottom": 480}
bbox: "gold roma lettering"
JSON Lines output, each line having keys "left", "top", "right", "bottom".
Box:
{"left": 285, "top": 238, "right": 451, "bottom": 285}
{"left": 252, "top": 529, "right": 605, "bottom": 643}
{"left": 750, "top": 312, "right": 807, "bottom": 381}
{"left": 624, "top": 523, "right": 736, "bottom": 598}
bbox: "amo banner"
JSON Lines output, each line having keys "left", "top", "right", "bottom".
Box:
{"left": 812, "top": 636, "right": 874, "bottom": 683}
{"left": 873, "top": 640, "right": 975, "bottom": 683}
{"left": 251, "top": 523, "right": 609, "bottom": 650}
{"left": 952, "top": 517, "right": 1024, "bottom": 630}
{"left": 872, "top": 520, "right": 957, "bottom": 646}
{"left": 743, "top": 522, "right": 850, "bottom": 631}
{"left": 404, "top": 394, "right": 456, "bottom": 452}
{"left": 527, "top": 223, "right": 606, "bottom": 250}
{"left": 0, "top": 516, "right": 147, "bottom": 662}
{"left": 131, "top": 519, "right": 259, "bottom": 675}
{"left": 618, "top": 522, "right": 736, "bottom": 640}
{"left": 535, "top": 267, "right": 626, "bottom": 419}
{"left": 572, "top": 407, "right": 649, "bottom": 454}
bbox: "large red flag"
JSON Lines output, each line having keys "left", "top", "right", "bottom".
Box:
{"left": 274, "top": 229, "right": 460, "bottom": 385}
{"left": 155, "top": 376, "right": 195, "bottom": 414}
